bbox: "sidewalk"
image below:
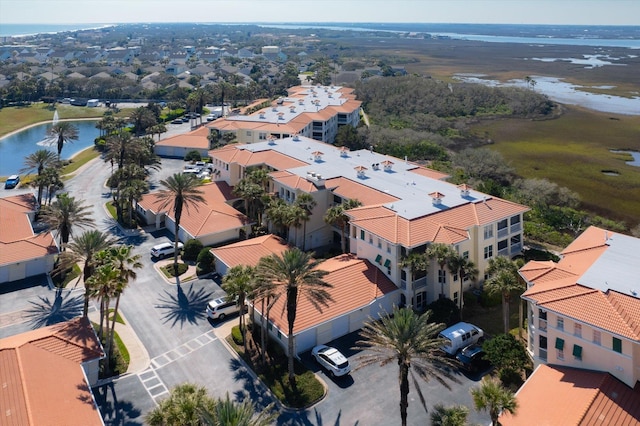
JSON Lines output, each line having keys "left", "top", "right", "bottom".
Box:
{"left": 89, "top": 308, "right": 150, "bottom": 375}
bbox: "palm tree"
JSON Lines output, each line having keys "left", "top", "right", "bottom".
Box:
{"left": 471, "top": 377, "right": 518, "bottom": 426}
{"left": 400, "top": 251, "right": 428, "bottom": 307}
{"left": 356, "top": 308, "right": 460, "bottom": 426}
{"left": 323, "top": 198, "right": 362, "bottom": 253}
{"left": 427, "top": 243, "right": 455, "bottom": 299}
{"left": 485, "top": 267, "right": 524, "bottom": 333}
{"left": 59, "top": 230, "right": 115, "bottom": 316}
{"left": 39, "top": 166, "right": 64, "bottom": 205}
{"left": 146, "top": 383, "right": 216, "bottom": 426}
{"left": 155, "top": 173, "right": 205, "bottom": 277}
{"left": 86, "top": 261, "right": 122, "bottom": 342}
{"left": 48, "top": 121, "right": 79, "bottom": 159}
{"left": 21, "top": 149, "right": 58, "bottom": 205}
{"left": 430, "top": 404, "right": 469, "bottom": 426}
{"left": 446, "top": 253, "right": 478, "bottom": 320}
{"left": 264, "top": 198, "right": 291, "bottom": 238}
{"left": 250, "top": 276, "right": 281, "bottom": 365}
{"left": 40, "top": 193, "right": 94, "bottom": 249}
{"left": 203, "top": 393, "right": 275, "bottom": 426}
{"left": 294, "top": 193, "right": 317, "bottom": 250}
{"left": 257, "top": 248, "right": 332, "bottom": 387}
{"left": 104, "top": 245, "right": 142, "bottom": 364}
{"left": 222, "top": 265, "right": 256, "bottom": 353}
{"left": 233, "top": 179, "right": 265, "bottom": 223}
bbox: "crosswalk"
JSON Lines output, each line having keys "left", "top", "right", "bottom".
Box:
{"left": 137, "top": 330, "right": 218, "bottom": 404}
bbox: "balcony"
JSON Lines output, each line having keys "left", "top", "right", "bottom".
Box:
{"left": 539, "top": 349, "right": 547, "bottom": 361}
{"left": 510, "top": 223, "right": 521, "bottom": 233}
{"left": 498, "top": 248, "right": 509, "bottom": 257}
{"left": 510, "top": 243, "right": 523, "bottom": 254}
{"left": 538, "top": 319, "right": 547, "bottom": 332}
{"left": 399, "top": 280, "right": 407, "bottom": 290}
{"left": 413, "top": 276, "right": 427, "bottom": 289}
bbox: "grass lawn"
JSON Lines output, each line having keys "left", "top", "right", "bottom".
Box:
{"left": 472, "top": 106, "right": 640, "bottom": 227}
{"left": 61, "top": 147, "right": 101, "bottom": 176}
{"left": 0, "top": 103, "right": 133, "bottom": 137}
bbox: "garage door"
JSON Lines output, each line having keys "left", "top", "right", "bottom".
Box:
{"left": 349, "top": 308, "right": 368, "bottom": 333}
{"left": 331, "top": 315, "right": 349, "bottom": 341}
{"left": 8, "top": 263, "right": 26, "bottom": 282}
{"left": 316, "top": 322, "right": 332, "bottom": 346}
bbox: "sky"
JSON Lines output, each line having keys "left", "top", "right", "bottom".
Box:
{"left": 1, "top": 0, "right": 639, "bottom": 26}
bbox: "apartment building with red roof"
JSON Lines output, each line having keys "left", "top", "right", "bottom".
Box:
{"left": 208, "top": 134, "right": 528, "bottom": 312}
{"left": 520, "top": 226, "right": 640, "bottom": 389}
{"left": 0, "top": 194, "right": 58, "bottom": 283}
{"left": 207, "top": 84, "right": 361, "bottom": 144}
{"left": 0, "top": 317, "right": 105, "bottom": 426}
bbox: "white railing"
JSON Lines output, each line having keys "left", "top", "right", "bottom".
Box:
{"left": 511, "top": 223, "right": 521, "bottom": 233}
{"left": 497, "top": 228, "right": 509, "bottom": 239}
{"left": 511, "top": 243, "right": 523, "bottom": 254}
{"left": 413, "top": 276, "right": 427, "bottom": 289}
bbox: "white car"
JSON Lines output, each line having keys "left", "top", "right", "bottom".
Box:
{"left": 206, "top": 297, "right": 243, "bottom": 320}
{"left": 311, "top": 345, "right": 351, "bottom": 377}
{"left": 150, "top": 242, "right": 183, "bottom": 259}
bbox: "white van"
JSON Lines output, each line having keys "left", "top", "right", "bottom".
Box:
{"left": 205, "top": 297, "right": 243, "bottom": 320}
{"left": 150, "top": 242, "right": 184, "bottom": 259}
{"left": 438, "top": 322, "right": 484, "bottom": 356}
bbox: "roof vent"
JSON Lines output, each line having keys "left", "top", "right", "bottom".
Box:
{"left": 292, "top": 133, "right": 300, "bottom": 141}
{"left": 355, "top": 165, "right": 367, "bottom": 179}
{"left": 457, "top": 183, "right": 471, "bottom": 197}
{"left": 272, "top": 106, "right": 278, "bottom": 112}
{"left": 340, "top": 147, "right": 349, "bottom": 157}
{"left": 312, "top": 151, "right": 324, "bottom": 162}
{"left": 267, "top": 136, "right": 276, "bottom": 145}
{"left": 259, "top": 111, "right": 266, "bottom": 119}
{"left": 298, "top": 99, "right": 304, "bottom": 105}
{"left": 277, "top": 112, "right": 285, "bottom": 120}
{"left": 429, "top": 191, "right": 445, "bottom": 206}
{"left": 382, "top": 160, "right": 394, "bottom": 172}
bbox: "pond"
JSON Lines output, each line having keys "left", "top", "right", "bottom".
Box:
{"left": 0, "top": 120, "right": 100, "bottom": 176}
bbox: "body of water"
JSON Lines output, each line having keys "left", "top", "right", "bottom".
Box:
{"left": 0, "top": 23, "right": 113, "bottom": 37}
{"left": 0, "top": 120, "right": 100, "bottom": 176}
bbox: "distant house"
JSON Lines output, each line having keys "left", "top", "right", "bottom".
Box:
{"left": 0, "top": 317, "right": 105, "bottom": 425}
{"left": 0, "top": 194, "right": 58, "bottom": 283}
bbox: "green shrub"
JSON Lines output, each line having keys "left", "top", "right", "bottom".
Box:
{"left": 184, "top": 150, "right": 202, "bottom": 162}
{"left": 425, "top": 298, "right": 460, "bottom": 326}
{"left": 197, "top": 248, "right": 215, "bottom": 273}
{"left": 480, "top": 289, "right": 502, "bottom": 307}
{"left": 182, "top": 239, "right": 203, "bottom": 261}
{"left": 231, "top": 325, "right": 244, "bottom": 345}
{"left": 161, "top": 263, "right": 189, "bottom": 277}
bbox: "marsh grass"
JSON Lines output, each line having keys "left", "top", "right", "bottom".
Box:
{"left": 474, "top": 106, "right": 640, "bottom": 226}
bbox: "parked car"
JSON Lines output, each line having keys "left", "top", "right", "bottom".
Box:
{"left": 171, "top": 118, "right": 183, "bottom": 124}
{"left": 4, "top": 174, "right": 20, "bottom": 189}
{"left": 438, "top": 322, "right": 484, "bottom": 356}
{"left": 150, "top": 242, "right": 183, "bottom": 259}
{"left": 205, "top": 297, "right": 243, "bottom": 320}
{"left": 311, "top": 345, "right": 351, "bottom": 377}
{"left": 181, "top": 116, "right": 190, "bottom": 122}
{"left": 456, "top": 344, "right": 491, "bottom": 373}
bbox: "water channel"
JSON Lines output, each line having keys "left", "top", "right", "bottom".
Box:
{"left": 0, "top": 119, "right": 100, "bottom": 176}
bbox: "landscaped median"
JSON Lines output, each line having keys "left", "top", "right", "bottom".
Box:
{"left": 226, "top": 324, "right": 326, "bottom": 409}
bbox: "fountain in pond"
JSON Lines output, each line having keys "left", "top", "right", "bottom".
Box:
{"left": 37, "top": 109, "right": 60, "bottom": 147}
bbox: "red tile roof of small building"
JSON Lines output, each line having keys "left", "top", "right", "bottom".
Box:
{"left": 499, "top": 364, "right": 640, "bottom": 426}
{"left": 211, "top": 234, "right": 289, "bottom": 269}
{"left": 155, "top": 125, "right": 210, "bottom": 149}
{"left": 262, "top": 254, "right": 398, "bottom": 335}
{"left": 0, "top": 317, "right": 104, "bottom": 426}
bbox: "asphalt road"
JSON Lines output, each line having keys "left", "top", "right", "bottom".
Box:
{"left": 1, "top": 144, "right": 491, "bottom": 425}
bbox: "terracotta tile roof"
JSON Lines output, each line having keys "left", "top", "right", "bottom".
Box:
{"left": 261, "top": 254, "right": 398, "bottom": 335}
{"left": 408, "top": 166, "right": 450, "bottom": 180}
{"left": 209, "top": 145, "right": 308, "bottom": 170}
{"left": 0, "top": 194, "right": 58, "bottom": 266}
{"left": 270, "top": 170, "right": 320, "bottom": 192}
{"left": 521, "top": 226, "right": 640, "bottom": 341}
{"left": 347, "top": 197, "right": 526, "bottom": 247}
{"left": 211, "top": 234, "right": 289, "bottom": 269}
{"left": 155, "top": 125, "right": 210, "bottom": 149}
{"left": 137, "top": 180, "right": 235, "bottom": 213}
{"left": 0, "top": 317, "right": 104, "bottom": 426}
{"left": 500, "top": 364, "right": 640, "bottom": 426}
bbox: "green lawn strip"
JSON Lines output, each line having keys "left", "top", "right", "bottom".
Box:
{"left": 51, "top": 263, "right": 82, "bottom": 288}
{"left": 106, "top": 201, "right": 117, "bottom": 219}
{"left": 60, "top": 147, "right": 102, "bottom": 176}
{"left": 226, "top": 326, "right": 325, "bottom": 409}
{"left": 474, "top": 107, "right": 640, "bottom": 226}
{"left": 91, "top": 321, "right": 130, "bottom": 377}
{"left": 107, "top": 308, "right": 125, "bottom": 325}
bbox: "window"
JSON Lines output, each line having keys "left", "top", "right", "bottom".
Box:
{"left": 484, "top": 225, "right": 493, "bottom": 239}
{"left": 360, "top": 230, "right": 365, "bottom": 240}
{"left": 555, "top": 337, "right": 564, "bottom": 360}
{"left": 259, "top": 132, "right": 267, "bottom": 140}
{"left": 387, "top": 243, "right": 391, "bottom": 254}
{"left": 613, "top": 337, "right": 622, "bottom": 353}
{"left": 557, "top": 316, "right": 564, "bottom": 331}
{"left": 375, "top": 254, "right": 382, "bottom": 265}
{"left": 453, "top": 291, "right": 459, "bottom": 305}
{"left": 497, "top": 239, "right": 508, "bottom": 252}
{"left": 246, "top": 130, "right": 252, "bottom": 136}
{"left": 574, "top": 323, "right": 582, "bottom": 338}
{"left": 384, "top": 259, "right": 391, "bottom": 268}
{"left": 539, "top": 309, "right": 547, "bottom": 320}
{"left": 573, "top": 344, "right": 582, "bottom": 360}
{"left": 438, "top": 269, "right": 446, "bottom": 284}
{"left": 369, "top": 235, "right": 373, "bottom": 244}
{"left": 377, "top": 238, "right": 382, "bottom": 249}
{"left": 593, "top": 330, "right": 601, "bottom": 346}
{"left": 463, "top": 251, "right": 469, "bottom": 259}
{"left": 483, "top": 245, "right": 493, "bottom": 259}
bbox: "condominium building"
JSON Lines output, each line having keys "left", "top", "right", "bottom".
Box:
{"left": 206, "top": 84, "right": 361, "bottom": 144}
{"left": 520, "top": 226, "right": 640, "bottom": 388}
{"left": 208, "top": 135, "right": 528, "bottom": 310}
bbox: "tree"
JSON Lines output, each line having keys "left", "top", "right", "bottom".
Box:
{"left": 86, "top": 260, "right": 122, "bottom": 344}
{"left": 48, "top": 121, "right": 79, "bottom": 159}
{"left": 41, "top": 193, "right": 94, "bottom": 249}
{"left": 58, "top": 230, "right": 115, "bottom": 316}
{"left": 323, "top": 198, "right": 362, "bottom": 253}
{"left": 203, "top": 392, "right": 275, "bottom": 426}
{"left": 400, "top": 251, "right": 428, "bottom": 298}
{"left": 146, "top": 383, "right": 216, "bottom": 426}
{"left": 294, "top": 193, "right": 317, "bottom": 250}
{"left": 427, "top": 243, "right": 455, "bottom": 299}
{"left": 129, "top": 106, "right": 157, "bottom": 136}
{"left": 446, "top": 253, "right": 478, "bottom": 320}
{"left": 155, "top": 173, "right": 205, "bottom": 277}
{"left": 257, "top": 248, "right": 332, "bottom": 387}
{"left": 471, "top": 377, "right": 518, "bottom": 426}
{"left": 482, "top": 333, "right": 530, "bottom": 380}
{"left": 356, "top": 308, "right": 460, "bottom": 426}
{"left": 430, "top": 404, "right": 469, "bottom": 426}
{"left": 21, "top": 149, "right": 58, "bottom": 205}
{"left": 485, "top": 256, "right": 525, "bottom": 333}
{"left": 222, "top": 265, "right": 256, "bottom": 353}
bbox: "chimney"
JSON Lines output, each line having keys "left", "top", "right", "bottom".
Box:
{"left": 311, "top": 151, "right": 324, "bottom": 162}
{"left": 340, "top": 146, "right": 349, "bottom": 157}
{"left": 355, "top": 165, "right": 367, "bottom": 179}
{"left": 457, "top": 183, "right": 470, "bottom": 197}
{"left": 382, "top": 160, "right": 394, "bottom": 172}
{"left": 292, "top": 133, "right": 300, "bottom": 141}
{"left": 429, "top": 191, "right": 445, "bottom": 206}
